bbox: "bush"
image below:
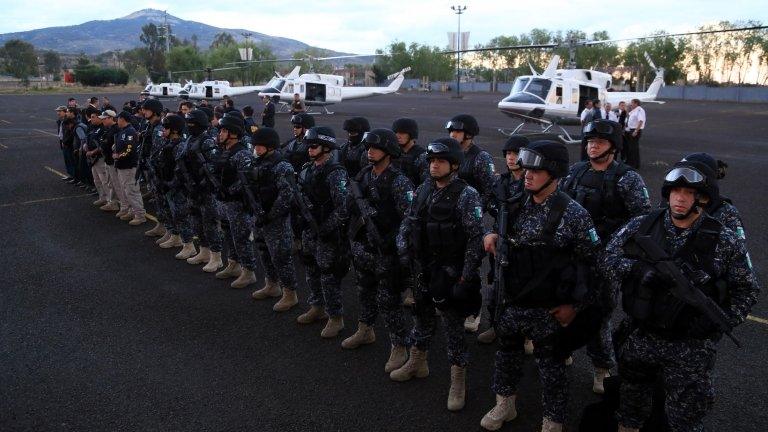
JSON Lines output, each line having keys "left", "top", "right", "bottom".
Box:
{"left": 74, "top": 67, "right": 129, "bottom": 86}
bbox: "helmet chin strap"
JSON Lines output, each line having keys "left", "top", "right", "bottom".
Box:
{"left": 368, "top": 154, "right": 388, "bottom": 167}
{"left": 671, "top": 195, "right": 702, "bottom": 220}
{"left": 431, "top": 165, "right": 457, "bottom": 182}
{"left": 529, "top": 174, "right": 556, "bottom": 195}
{"left": 588, "top": 147, "right": 614, "bottom": 162}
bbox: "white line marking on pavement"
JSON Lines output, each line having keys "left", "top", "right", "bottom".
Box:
{"left": 747, "top": 315, "right": 768, "bottom": 325}
{"left": 0, "top": 193, "right": 92, "bottom": 208}
{"left": 34, "top": 129, "right": 58, "bottom": 137}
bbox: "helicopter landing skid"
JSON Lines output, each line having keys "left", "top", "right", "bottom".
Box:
{"left": 305, "top": 106, "right": 334, "bottom": 115}
{"left": 498, "top": 121, "right": 580, "bottom": 145}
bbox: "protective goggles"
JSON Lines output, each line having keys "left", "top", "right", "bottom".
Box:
{"left": 517, "top": 148, "right": 547, "bottom": 170}
{"left": 445, "top": 120, "right": 464, "bottom": 131}
{"left": 304, "top": 129, "right": 336, "bottom": 145}
{"left": 362, "top": 132, "right": 381, "bottom": 145}
{"left": 290, "top": 115, "right": 304, "bottom": 125}
{"left": 664, "top": 167, "right": 705, "bottom": 185}
{"left": 583, "top": 120, "right": 617, "bottom": 135}
{"left": 426, "top": 142, "right": 450, "bottom": 155}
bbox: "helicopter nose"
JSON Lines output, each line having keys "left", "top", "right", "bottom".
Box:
{"left": 178, "top": 90, "right": 189, "bottom": 99}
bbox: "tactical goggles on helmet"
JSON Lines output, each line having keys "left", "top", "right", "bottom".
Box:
{"left": 583, "top": 120, "right": 617, "bottom": 136}
{"left": 290, "top": 114, "right": 304, "bottom": 125}
{"left": 664, "top": 167, "right": 705, "bottom": 185}
{"left": 426, "top": 142, "right": 450, "bottom": 156}
{"left": 304, "top": 129, "right": 336, "bottom": 146}
{"left": 445, "top": 120, "right": 464, "bottom": 131}
{"left": 517, "top": 148, "right": 548, "bottom": 170}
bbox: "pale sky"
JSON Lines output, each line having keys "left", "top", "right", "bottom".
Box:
{"left": 1, "top": 0, "right": 766, "bottom": 53}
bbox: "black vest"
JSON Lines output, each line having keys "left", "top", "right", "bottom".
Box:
{"left": 622, "top": 210, "right": 726, "bottom": 339}
{"left": 393, "top": 144, "right": 426, "bottom": 186}
{"left": 458, "top": 144, "right": 482, "bottom": 191}
{"left": 217, "top": 143, "right": 247, "bottom": 195}
{"left": 251, "top": 152, "right": 285, "bottom": 213}
{"left": 341, "top": 138, "right": 367, "bottom": 179}
{"left": 283, "top": 137, "right": 308, "bottom": 172}
{"left": 355, "top": 165, "right": 402, "bottom": 246}
{"left": 299, "top": 161, "right": 345, "bottom": 222}
{"left": 158, "top": 138, "right": 180, "bottom": 182}
{"left": 562, "top": 161, "right": 633, "bottom": 240}
{"left": 410, "top": 180, "right": 468, "bottom": 265}
{"left": 504, "top": 191, "right": 577, "bottom": 308}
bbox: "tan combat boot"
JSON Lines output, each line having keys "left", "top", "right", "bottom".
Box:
{"left": 296, "top": 306, "right": 328, "bottom": 324}
{"left": 464, "top": 314, "right": 481, "bottom": 333}
{"left": 92, "top": 198, "right": 106, "bottom": 206}
{"left": 215, "top": 259, "right": 241, "bottom": 279}
{"left": 524, "top": 338, "right": 535, "bottom": 355}
{"left": 480, "top": 394, "right": 518, "bottom": 431}
{"left": 155, "top": 231, "right": 171, "bottom": 245}
{"left": 187, "top": 247, "right": 211, "bottom": 265}
{"left": 273, "top": 288, "right": 298, "bottom": 312}
{"left": 390, "top": 347, "right": 429, "bottom": 382}
{"left": 403, "top": 288, "right": 415, "bottom": 307}
{"left": 251, "top": 279, "right": 282, "bottom": 300}
{"left": 541, "top": 418, "right": 563, "bottom": 432}
{"left": 447, "top": 365, "right": 467, "bottom": 411}
{"left": 128, "top": 215, "right": 146, "bottom": 225}
{"left": 593, "top": 368, "right": 611, "bottom": 394}
{"left": 321, "top": 316, "right": 345, "bottom": 338}
{"left": 203, "top": 252, "right": 223, "bottom": 273}
{"left": 119, "top": 212, "right": 134, "bottom": 221}
{"left": 144, "top": 221, "right": 166, "bottom": 237}
{"left": 175, "top": 242, "right": 196, "bottom": 260}
{"left": 231, "top": 268, "right": 256, "bottom": 289}
{"left": 115, "top": 208, "right": 129, "bottom": 218}
{"left": 341, "top": 322, "right": 375, "bottom": 349}
{"left": 159, "top": 234, "right": 182, "bottom": 249}
{"left": 384, "top": 345, "right": 408, "bottom": 373}
{"left": 477, "top": 327, "right": 497, "bottom": 344}
{"left": 618, "top": 425, "right": 640, "bottom": 432}
{"left": 100, "top": 202, "right": 119, "bottom": 212}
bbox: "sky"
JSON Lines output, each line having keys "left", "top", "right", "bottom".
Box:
{"left": 1, "top": 0, "right": 767, "bottom": 53}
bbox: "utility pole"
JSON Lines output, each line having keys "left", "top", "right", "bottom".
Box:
{"left": 242, "top": 32, "right": 253, "bottom": 85}
{"left": 451, "top": 5, "right": 466, "bottom": 99}
{"left": 162, "top": 10, "right": 172, "bottom": 81}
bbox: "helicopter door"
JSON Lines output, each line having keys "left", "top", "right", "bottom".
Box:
{"left": 162, "top": 86, "right": 168, "bottom": 96}
{"left": 578, "top": 85, "right": 599, "bottom": 114}
{"left": 205, "top": 86, "right": 213, "bottom": 98}
{"left": 305, "top": 82, "right": 326, "bottom": 103}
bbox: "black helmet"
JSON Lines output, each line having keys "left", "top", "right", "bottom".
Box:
{"left": 426, "top": 137, "right": 464, "bottom": 166}
{"left": 141, "top": 98, "right": 163, "bottom": 116}
{"left": 518, "top": 140, "right": 569, "bottom": 178}
{"left": 363, "top": 128, "right": 401, "bottom": 158}
{"left": 304, "top": 126, "right": 338, "bottom": 149}
{"left": 161, "top": 113, "right": 185, "bottom": 133}
{"left": 502, "top": 136, "right": 529, "bottom": 156}
{"left": 197, "top": 106, "right": 214, "bottom": 122}
{"left": 218, "top": 111, "right": 245, "bottom": 137}
{"left": 252, "top": 127, "right": 280, "bottom": 149}
{"left": 290, "top": 112, "right": 315, "bottom": 129}
{"left": 342, "top": 117, "right": 371, "bottom": 134}
{"left": 446, "top": 114, "right": 479, "bottom": 137}
{"left": 583, "top": 119, "right": 623, "bottom": 151}
{"left": 682, "top": 152, "right": 727, "bottom": 180}
{"left": 662, "top": 159, "right": 718, "bottom": 201}
{"left": 185, "top": 109, "right": 210, "bottom": 129}
{"left": 392, "top": 118, "right": 419, "bottom": 140}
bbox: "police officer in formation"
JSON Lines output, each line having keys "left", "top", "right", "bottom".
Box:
{"left": 481, "top": 140, "right": 601, "bottom": 432}
{"left": 338, "top": 116, "right": 371, "bottom": 178}
{"left": 391, "top": 117, "right": 427, "bottom": 187}
{"left": 244, "top": 127, "right": 300, "bottom": 313}
{"left": 281, "top": 113, "right": 315, "bottom": 173}
{"left": 296, "top": 126, "right": 350, "bottom": 338}
{"left": 95, "top": 110, "right": 121, "bottom": 212}
{"left": 601, "top": 160, "right": 759, "bottom": 432}
{"left": 394, "top": 137, "right": 485, "bottom": 412}
{"left": 138, "top": 99, "right": 171, "bottom": 239}
{"left": 560, "top": 119, "right": 651, "bottom": 394}
{"left": 212, "top": 112, "right": 259, "bottom": 289}
{"left": 342, "top": 128, "right": 413, "bottom": 374}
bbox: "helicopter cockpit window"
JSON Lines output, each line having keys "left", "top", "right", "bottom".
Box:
{"left": 286, "top": 83, "right": 294, "bottom": 94}
{"left": 511, "top": 78, "right": 529, "bottom": 94}
{"left": 273, "top": 80, "right": 286, "bottom": 92}
{"left": 526, "top": 78, "right": 552, "bottom": 100}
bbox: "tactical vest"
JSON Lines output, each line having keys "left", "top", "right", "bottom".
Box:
{"left": 251, "top": 152, "right": 285, "bottom": 213}
{"left": 504, "top": 191, "right": 576, "bottom": 308}
{"left": 393, "top": 144, "right": 426, "bottom": 186}
{"left": 299, "top": 161, "right": 345, "bottom": 222}
{"left": 622, "top": 209, "right": 726, "bottom": 339}
{"left": 562, "top": 161, "right": 633, "bottom": 240}
{"left": 216, "top": 143, "right": 247, "bottom": 199}
{"left": 458, "top": 144, "right": 482, "bottom": 191}
{"left": 355, "top": 165, "right": 402, "bottom": 247}
{"left": 283, "top": 137, "right": 308, "bottom": 172}
{"left": 341, "top": 138, "right": 366, "bottom": 178}
{"left": 410, "top": 179, "right": 468, "bottom": 265}
{"left": 158, "top": 138, "right": 180, "bottom": 182}
{"left": 708, "top": 196, "right": 733, "bottom": 220}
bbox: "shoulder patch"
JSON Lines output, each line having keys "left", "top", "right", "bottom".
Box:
{"left": 588, "top": 228, "right": 599, "bottom": 244}
{"left": 406, "top": 190, "right": 414, "bottom": 203}
{"left": 746, "top": 252, "right": 753, "bottom": 269}
{"left": 736, "top": 226, "right": 746, "bottom": 240}
{"left": 488, "top": 162, "right": 496, "bottom": 174}
{"left": 473, "top": 206, "right": 483, "bottom": 219}
{"left": 642, "top": 187, "right": 649, "bottom": 199}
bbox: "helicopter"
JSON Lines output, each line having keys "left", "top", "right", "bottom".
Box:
{"left": 174, "top": 66, "right": 302, "bottom": 100}
{"left": 141, "top": 82, "right": 185, "bottom": 98}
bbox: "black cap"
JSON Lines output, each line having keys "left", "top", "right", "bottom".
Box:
{"left": 116, "top": 111, "right": 133, "bottom": 122}
{"left": 502, "top": 136, "right": 529, "bottom": 155}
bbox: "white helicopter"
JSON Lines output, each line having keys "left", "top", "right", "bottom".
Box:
{"left": 258, "top": 67, "right": 411, "bottom": 114}
{"left": 174, "top": 66, "right": 303, "bottom": 100}
{"left": 141, "top": 82, "right": 185, "bottom": 98}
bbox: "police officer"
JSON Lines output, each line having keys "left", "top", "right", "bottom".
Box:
{"left": 600, "top": 162, "right": 760, "bottom": 432}
{"left": 296, "top": 126, "right": 350, "bottom": 338}
{"left": 281, "top": 112, "right": 315, "bottom": 173}
{"left": 290, "top": 93, "right": 305, "bottom": 115}
{"left": 97, "top": 110, "right": 122, "bottom": 212}
{"left": 338, "top": 116, "right": 371, "bottom": 179}
{"left": 480, "top": 141, "right": 601, "bottom": 432}
{"left": 245, "top": 127, "right": 300, "bottom": 313}
{"left": 84, "top": 108, "right": 108, "bottom": 206}
{"left": 212, "top": 112, "right": 259, "bottom": 289}
{"left": 182, "top": 109, "right": 225, "bottom": 273}
{"left": 391, "top": 117, "right": 427, "bottom": 187}
{"left": 261, "top": 95, "right": 275, "bottom": 128}
{"left": 242, "top": 105, "right": 258, "bottom": 139}
{"left": 393, "top": 137, "right": 485, "bottom": 412}
{"left": 112, "top": 111, "right": 147, "bottom": 226}
{"left": 446, "top": 114, "right": 497, "bottom": 212}
{"left": 158, "top": 114, "right": 197, "bottom": 259}
{"left": 477, "top": 135, "right": 529, "bottom": 345}
{"left": 137, "top": 99, "right": 171, "bottom": 240}
{"left": 680, "top": 152, "right": 746, "bottom": 243}
{"left": 560, "top": 119, "right": 651, "bottom": 394}
{"left": 342, "top": 129, "right": 414, "bottom": 372}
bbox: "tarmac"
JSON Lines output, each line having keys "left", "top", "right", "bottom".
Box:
{"left": 1, "top": 90, "right": 767, "bottom": 431}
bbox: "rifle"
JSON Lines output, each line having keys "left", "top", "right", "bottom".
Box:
{"left": 493, "top": 197, "right": 510, "bottom": 325}
{"left": 177, "top": 158, "right": 197, "bottom": 197}
{"left": 348, "top": 179, "right": 384, "bottom": 256}
{"left": 237, "top": 170, "right": 266, "bottom": 222}
{"left": 633, "top": 235, "right": 741, "bottom": 347}
{"left": 194, "top": 151, "right": 222, "bottom": 193}
{"left": 285, "top": 174, "right": 319, "bottom": 235}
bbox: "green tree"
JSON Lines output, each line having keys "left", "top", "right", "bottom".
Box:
{"left": 42, "top": 51, "right": 61, "bottom": 75}
{"left": 139, "top": 23, "right": 166, "bottom": 81}
{"left": 623, "top": 33, "right": 688, "bottom": 87}
{"left": 210, "top": 32, "right": 236, "bottom": 50}
{"left": 169, "top": 45, "right": 205, "bottom": 81}
{"left": 1, "top": 39, "right": 38, "bottom": 80}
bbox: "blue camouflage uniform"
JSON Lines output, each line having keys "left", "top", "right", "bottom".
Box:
{"left": 349, "top": 164, "right": 414, "bottom": 347}
{"left": 600, "top": 209, "right": 759, "bottom": 432}
{"left": 144, "top": 121, "right": 174, "bottom": 232}
{"left": 710, "top": 199, "right": 747, "bottom": 244}
{"left": 458, "top": 144, "right": 498, "bottom": 212}
{"left": 161, "top": 136, "right": 193, "bottom": 243}
{"left": 338, "top": 135, "right": 369, "bottom": 179}
{"left": 397, "top": 176, "right": 485, "bottom": 367}
{"left": 183, "top": 131, "right": 223, "bottom": 253}
{"left": 392, "top": 144, "right": 428, "bottom": 187}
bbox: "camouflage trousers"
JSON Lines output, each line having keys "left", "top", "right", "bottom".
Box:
{"left": 409, "top": 286, "right": 469, "bottom": 367}
{"left": 300, "top": 230, "right": 348, "bottom": 317}
{"left": 189, "top": 193, "right": 223, "bottom": 252}
{"left": 492, "top": 305, "right": 569, "bottom": 424}
{"left": 617, "top": 330, "right": 716, "bottom": 432}
{"left": 147, "top": 175, "right": 173, "bottom": 231}
{"left": 254, "top": 216, "right": 296, "bottom": 291}
{"left": 585, "top": 308, "right": 617, "bottom": 369}
{"left": 351, "top": 241, "right": 409, "bottom": 347}
{"left": 165, "top": 189, "right": 193, "bottom": 243}
{"left": 218, "top": 200, "right": 257, "bottom": 271}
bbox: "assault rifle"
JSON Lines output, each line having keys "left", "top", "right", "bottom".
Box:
{"left": 348, "top": 179, "right": 384, "bottom": 255}
{"left": 285, "top": 174, "right": 319, "bottom": 235}
{"left": 237, "top": 170, "right": 266, "bottom": 222}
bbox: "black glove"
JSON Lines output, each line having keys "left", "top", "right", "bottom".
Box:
{"left": 688, "top": 315, "right": 718, "bottom": 338}
{"left": 632, "top": 261, "right": 671, "bottom": 289}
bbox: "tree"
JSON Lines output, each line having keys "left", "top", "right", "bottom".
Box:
{"left": 1, "top": 39, "right": 38, "bottom": 80}
{"left": 624, "top": 33, "right": 689, "bottom": 88}
{"left": 168, "top": 45, "right": 205, "bottom": 81}
{"left": 139, "top": 23, "right": 166, "bottom": 81}
{"left": 210, "top": 32, "right": 236, "bottom": 50}
{"left": 42, "top": 51, "right": 61, "bottom": 75}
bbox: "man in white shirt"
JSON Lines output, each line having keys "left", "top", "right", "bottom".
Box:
{"left": 623, "top": 98, "right": 646, "bottom": 168}
{"left": 580, "top": 100, "right": 594, "bottom": 126}
{"left": 605, "top": 102, "right": 619, "bottom": 122}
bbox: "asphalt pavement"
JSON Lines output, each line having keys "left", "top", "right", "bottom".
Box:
{"left": 1, "top": 91, "right": 767, "bottom": 431}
